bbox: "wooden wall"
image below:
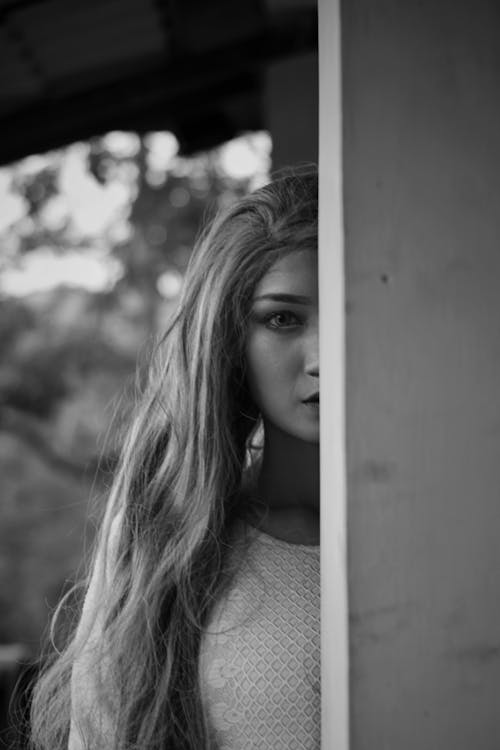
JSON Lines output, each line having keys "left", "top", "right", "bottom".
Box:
{"left": 343, "top": 1, "right": 500, "bottom": 747}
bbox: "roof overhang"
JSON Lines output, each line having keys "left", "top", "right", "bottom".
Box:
{"left": 0, "top": 0, "right": 317, "bottom": 164}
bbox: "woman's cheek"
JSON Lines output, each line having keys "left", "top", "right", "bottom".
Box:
{"left": 245, "top": 334, "right": 269, "bottom": 406}
{"left": 245, "top": 334, "right": 284, "bottom": 411}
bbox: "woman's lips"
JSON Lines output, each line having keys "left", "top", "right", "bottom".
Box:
{"left": 302, "top": 393, "right": 319, "bottom": 404}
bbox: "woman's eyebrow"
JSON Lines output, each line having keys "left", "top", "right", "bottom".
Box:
{"left": 252, "top": 293, "right": 311, "bottom": 304}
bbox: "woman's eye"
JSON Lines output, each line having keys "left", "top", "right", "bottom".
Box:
{"left": 265, "top": 311, "right": 301, "bottom": 329}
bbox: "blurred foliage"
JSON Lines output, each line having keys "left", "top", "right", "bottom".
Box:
{"left": 0, "top": 131, "right": 270, "bottom": 650}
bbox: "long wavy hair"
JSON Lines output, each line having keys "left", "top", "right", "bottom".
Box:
{"left": 29, "top": 166, "right": 318, "bottom": 750}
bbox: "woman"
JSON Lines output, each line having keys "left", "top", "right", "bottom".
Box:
{"left": 30, "top": 167, "right": 320, "bottom": 750}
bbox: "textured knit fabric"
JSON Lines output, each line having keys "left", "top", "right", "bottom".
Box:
{"left": 199, "top": 528, "right": 320, "bottom": 750}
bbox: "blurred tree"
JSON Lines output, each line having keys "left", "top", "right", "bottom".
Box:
{"left": 0, "top": 130, "right": 271, "bottom": 647}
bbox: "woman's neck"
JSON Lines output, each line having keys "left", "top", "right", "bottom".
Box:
{"left": 252, "top": 422, "right": 320, "bottom": 545}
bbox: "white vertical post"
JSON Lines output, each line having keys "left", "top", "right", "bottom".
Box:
{"left": 318, "top": 0, "right": 349, "bottom": 748}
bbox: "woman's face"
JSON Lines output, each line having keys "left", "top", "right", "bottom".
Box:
{"left": 245, "top": 249, "right": 319, "bottom": 443}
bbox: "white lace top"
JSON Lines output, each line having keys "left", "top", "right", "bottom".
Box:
{"left": 199, "top": 528, "right": 320, "bottom": 750}
{"left": 68, "top": 522, "right": 320, "bottom": 749}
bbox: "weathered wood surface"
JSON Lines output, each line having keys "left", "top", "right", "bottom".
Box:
{"left": 343, "top": 1, "right": 500, "bottom": 747}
